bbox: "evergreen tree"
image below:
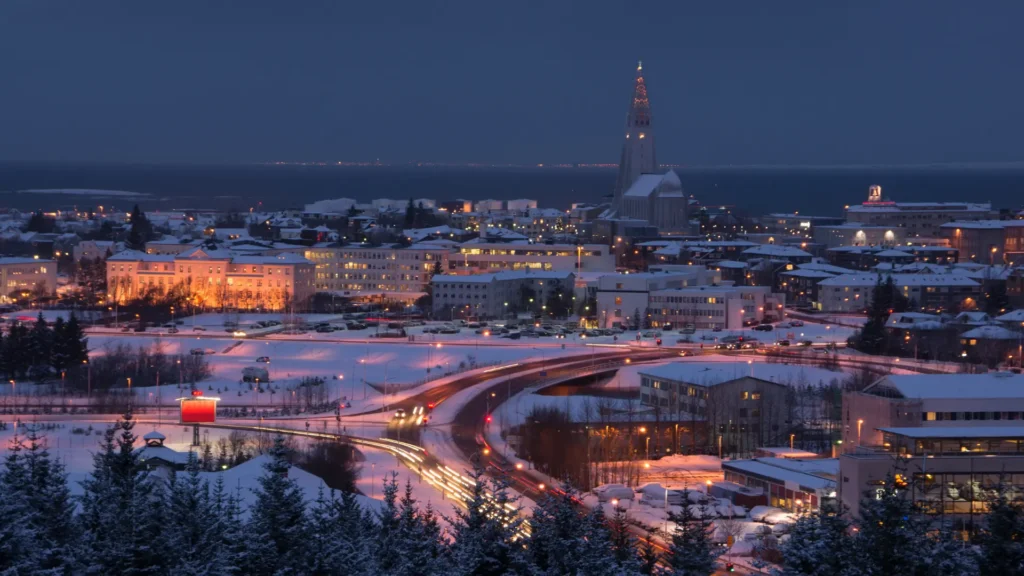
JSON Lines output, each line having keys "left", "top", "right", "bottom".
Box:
{"left": 336, "top": 489, "right": 376, "bottom": 575}
{"left": 778, "top": 505, "right": 851, "bottom": 576}
{"left": 79, "top": 412, "right": 166, "bottom": 575}
{"left": 65, "top": 312, "right": 89, "bottom": 365}
{"left": 609, "top": 504, "right": 643, "bottom": 574}
{"left": 528, "top": 484, "right": 585, "bottom": 574}
{"left": 375, "top": 472, "right": 402, "bottom": 573}
{"left": 29, "top": 312, "right": 53, "bottom": 380}
{"left": 51, "top": 315, "right": 69, "bottom": 372}
{"left": 127, "top": 204, "right": 154, "bottom": 251}
{"left": 404, "top": 198, "right": 417, "bottom": 230}
{"left": 637, "top": 528, "right": 661, "bottom": 576}
{"left": 209, "top": 478, "right": 247, "bottom": 575}
{"left": 393, "top": 479, "right": 446, "bottom": 576}
{"left": 665, "top": 493, "right": 719, "bottom": 576}
{"left": 5, "top": 322, "right": 30, "bottom": 378}
{"left": 446, "top": 467, "right": 529, "bottom": 576}
{"left": 166, "top": 451, "right": 217, "bottom": 576}
{"left": 578, "top": 503, "right": 626, "bottom": 576}
{"left": 23, "top": 425, "right": 78, "bottom": 573}
{"left": 0, "top": 433, "right": 43, "bottom": 573}
{"left": 306, "top": 486, "right": 346, "bottom": 576}
{"left": 244, "top": 434, "right": 308, "bottom": 576}
{"left": 849, "top": 472, "right": 946, "bottom": 576}
{"left": 978, "top": 489, "right": 1024, "bottom": 576}
{"left": 432, "top": 260, "right": 443, "bottom": 277}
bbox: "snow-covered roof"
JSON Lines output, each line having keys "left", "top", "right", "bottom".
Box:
{"left": 0, "top": 257, "right": 54, "bottom": 265}
{"left": 960, "top": 325, "right": 1021, "bottom": 340}
{"left": 885, "top": 312, "right": 945, "bottom": 331}
{"left": 818, "top": 273, "right": 979, "bottom": 288}
{"left": 143, "top": 431, "right": 166, "bottom": 441}
{"left": 995, "top": 310, "right": 1024, "bottom": 323}
{"left": 873, "top": 249, "right": 916, "bottom": 258}
{"left": 779, "top": 269, "right": 835, "bottom": 279}
{"left": 879, "top": 426, "right": 1024, "bottom": 439}
{"left": 797, "top": 262, "right": 856, "bottom": 275}
{"left": 847, "top": 201, "right": 991, "bottom": 213}
{"left": 638, "top": 364, "right": 787, "bottom": 389}
{"left": 939, "top": 220, "right": 1024, "bottom": 230}
{"left": 722, "top": 459, "right": 836, "bottom": 492}
{"left": 135, "top": 444, "right": 191, "bottom": 465}
{"left": 866, "top": 373, "right": 1024, "bottom": 400}
{"left": 712, "top": 260, "right": 749, "bottom": 269}
{"left": 741, "top": 245, "right": 811, "bottom": 258}
{"left": 108, "top": 250, "right": 176, "bottom": 262}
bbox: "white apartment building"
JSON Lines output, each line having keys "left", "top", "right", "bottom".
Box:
{"left": 816, "top": 273, "right": 981, "bottom": 313}
{"left": 73, "top": 240, "right": 122, "bottom": 262}
{"left": 106, "top": 247, "right": 315, "bottom": 311}
{"left": 649, "top": 285, "right": 783, "bottom": 330}
{"left": 454, "top": 242, "right": 615, "bottom": 274}
{"left": 812, "top": 224, "right": 902, "bottom": 248}
{"left": 432, "top": 271, "right": 575, "bottom": 319}
{"left": 0, "top": 258, "right": 57, "bottom": 302}
{"left": 304, "top": 244, "right": 451, "bottom": 297}
{"left": 595, "top": 270, "right": 719, "bottom": 328}
{"left": 506, "top": 199, "right": 538, "bottom": 212}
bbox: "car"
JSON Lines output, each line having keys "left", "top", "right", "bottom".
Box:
{"left": 167, "top": 326, "right": 179, "bottom": 334}
{"left": 394, "top": 409, "right": 407, "bottom": 420}
{"left": 256, "top": 356, "right": 271, "bottom": 363}
{"left": 776, "top": 340, "right": 791, "bottom": 347}
{"left": 502, "top": 332, "right": 522, "bottom": 340}
{"left": 232, "top": 330, "right": 247, "bottom": 337}
{"left": 192, "top": 326, "right": 206, "bottom": 332}
{"left": 120, "top": 325, "right": 131, "bottom": 332}
{"left": 753, "top": 325, "right": 774, "bottom": 332}
{"left": 422, "top": 326, "right": 440, "bottom": 334}
{"left": 712, "top": 327, "right": 723, "bottom": 332}
{"left": 316, "top": 325, "right": 334, "bottom": 333}
{"left": 798, "top": 340, "right": 813, "bottom": 347}
{"left": 790, "top": 320, "right": 804, "bottom": 327}
{"left": 133, "top": 325, "right": 146, "bottom": 332}
{"left": 190, "top": 348, "right": 206, "bottom": 355}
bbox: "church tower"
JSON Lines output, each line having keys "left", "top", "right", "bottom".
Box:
{"left": 613, "top": 61, "right": 658, "bottom": 209}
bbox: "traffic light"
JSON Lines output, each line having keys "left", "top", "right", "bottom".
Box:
{"left": 485, "top": 415, "right": 492, "bottom": 423}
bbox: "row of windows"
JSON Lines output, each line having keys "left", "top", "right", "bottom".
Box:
{"left": 307, "top": 251, "right": 439, "bottom": 261}
{"left": 437, "top": 293, "right": 488, "bottom": 300}
{"left": 651, "top": 296, "right": 725, "bottom": 304}
{"left": 923, "top": 411, "right": 1024, "bottom": 422}
{"left": 654, "top": 309, "right": 726, "bottom": 317}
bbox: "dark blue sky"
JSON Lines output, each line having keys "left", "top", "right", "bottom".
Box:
{"left": 3, "top": 1, "right": 1023, "bottom": 166}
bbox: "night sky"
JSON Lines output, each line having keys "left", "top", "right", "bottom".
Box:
{"left": 2, "top": 1, "right": 1023, "bottom": 166}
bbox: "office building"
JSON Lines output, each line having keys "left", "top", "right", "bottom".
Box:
{"left": 0, "top": 257, "right": 57, "bottom": 302}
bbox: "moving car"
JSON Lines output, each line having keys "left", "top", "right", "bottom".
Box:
{"left": 256, "top": 356, "right": 271, "bottom": 363}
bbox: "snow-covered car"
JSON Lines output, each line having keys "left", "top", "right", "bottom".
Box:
{"left": 749, "top": 506, "right": 783, "bottom": 522}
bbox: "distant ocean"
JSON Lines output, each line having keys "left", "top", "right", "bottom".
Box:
{"left": 1, "top": 163, "right": 1023, "bottom": 217}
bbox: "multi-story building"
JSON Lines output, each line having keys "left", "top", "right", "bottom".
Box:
{"left": 73, "top": 240, "right": 122, "bottom": 262}
{"left": 648, "top": 285, "right": 784, "bottom": 330}
{"left": 778, "top": 268, "right": 838, "bottom": 308}
{"left": 0, "top": 258, "right": 57, "bottom": 302}
{"left": 106, "top": 246, "right": 315, "bottom": 311}
{"left": 825, "top": 245, "right": 959, "bottom": 270}
{"left": 431, "top": 271, "right": 575, "bottom": 319}
{"left": 941, "top": 220, "right": 1024, "bottom": 266}
{"left": 638, "top": 364, "right": 792, "bottom": 455}
{"left": 453, "top": 242, "right": 614, "bottom": 274}
{"left": 842, "top": 373, "right": 1024, "bottom": 451}
{"left": 844, "top": 186, "right": 994, "bottom": 239}
{"left": 304, "top": 244, "right": 451, "bottom": 297}
{"left": 812, "top": 224, "right": 901, "bottom": 248}
{"left": 759, "top": 213, "right": 845, "bottom": 236}
{"left": 595, "top": 270, "right": 717, "bottom": 328}
{"left": 840, "top": 427, "right": 1024, "bottom": 520}
{"left": 816, "top": 273, "right": 981, "bottom": 313}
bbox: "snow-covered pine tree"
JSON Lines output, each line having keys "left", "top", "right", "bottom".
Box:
{"left": 578, "top": 502, "right": 629, "bottom": 576}
{"left": 0, "top": 433, "right": 42, "bottom": 572}
{"left": 527, "top": 483, "right": 585, "bottom": 575}
{"left": 777, "top": 503, "right": 852, "bottom": 576}
{"left": 637, "top": 528, "right": 661, "bottom": 576}
{"left": 50, "top": 316, "right": 70, "bottom": 372}
{"left": 306, "top": 486, "right": 346, "bottom": 576}
{"left": 665, "top": 491, "right": 720, "bottom": 576}
{"left": 243, "top": 434, "right": 308, "bottom": 576}
{"left": 924, "top": 521, "right": 979, "bottom": 576}
{"left": 848, "top": 472, "right": 940, "bottom": 576}
{"left": 445, "top": 467, "right": 529, "bottom": 576}
{"left": 211, "top": 479, "right": 248, "bottom": 576}
{"left": 392, "top": 479, "right": 447, "bottom": 576}
{"left": 978, "top": 488, "right": 1024, "bottom": 576}
{"left": 609, "top": 504, "right": 643, "bottom": 574}
{"left": 337, "top": 488, "right": 376, "bottom": 574}
{"left": 375, "top": 472, "right": 402, "bottom": 573}
{"left": 28, "top": 312, "right": 53, "bottom": 381}
{"left": 23, "top": 424, "right": 78, "bottom": 572}
{"left": 166, "top": 451, "right": 216, "bottom": 576}
{"left": 79, "top": 412, "right": 167, "bottom": 575}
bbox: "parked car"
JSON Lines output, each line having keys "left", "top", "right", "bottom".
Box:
{"left": 192, "top": 326, "right": 206, "bottom": 332}
{"left": 316, "top": 325, "right": 334, "bottom": 333}
{"left": 167, "top": 326, "right": 179, "bottom": 334}
{"left": 256, "top": 356, "right": 271, "bottom": 363}
{"left": 790, "top": 320, "right": 804, "bottom": 327}
{"left": 753, "top": 325, "right": 774, "bottom": 332}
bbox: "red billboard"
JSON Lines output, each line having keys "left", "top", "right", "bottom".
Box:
{"left": 179, "top": 397, "right": 218, "bottom": 424}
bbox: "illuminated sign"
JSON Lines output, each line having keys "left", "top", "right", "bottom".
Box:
{"left": 178, "top": 391, "right": 220, "bottom": 424}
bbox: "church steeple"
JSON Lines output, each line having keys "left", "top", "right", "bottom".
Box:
{"left": 613, "top": 60, "right": 658, "bottom": 208}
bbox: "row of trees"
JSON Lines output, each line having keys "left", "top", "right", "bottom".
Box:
{"left": 778, "top": 472, "right": 1024, "bottom": 576}
{"left": 0, "top": 413, "right": 729, "bottom": 576}
{"left": 0, "top": 313, "right": 88, "bottom": 382}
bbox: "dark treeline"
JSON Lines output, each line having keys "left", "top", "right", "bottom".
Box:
{"left": 0, "top": 413, "right": 724, "bottom": 576}
{"left": 0, "top": 312, "right": 88, "bottom": 383}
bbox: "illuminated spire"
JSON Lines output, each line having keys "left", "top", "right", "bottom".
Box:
{"left": 613, "top": 60, "right": 657, "bottom": 206}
